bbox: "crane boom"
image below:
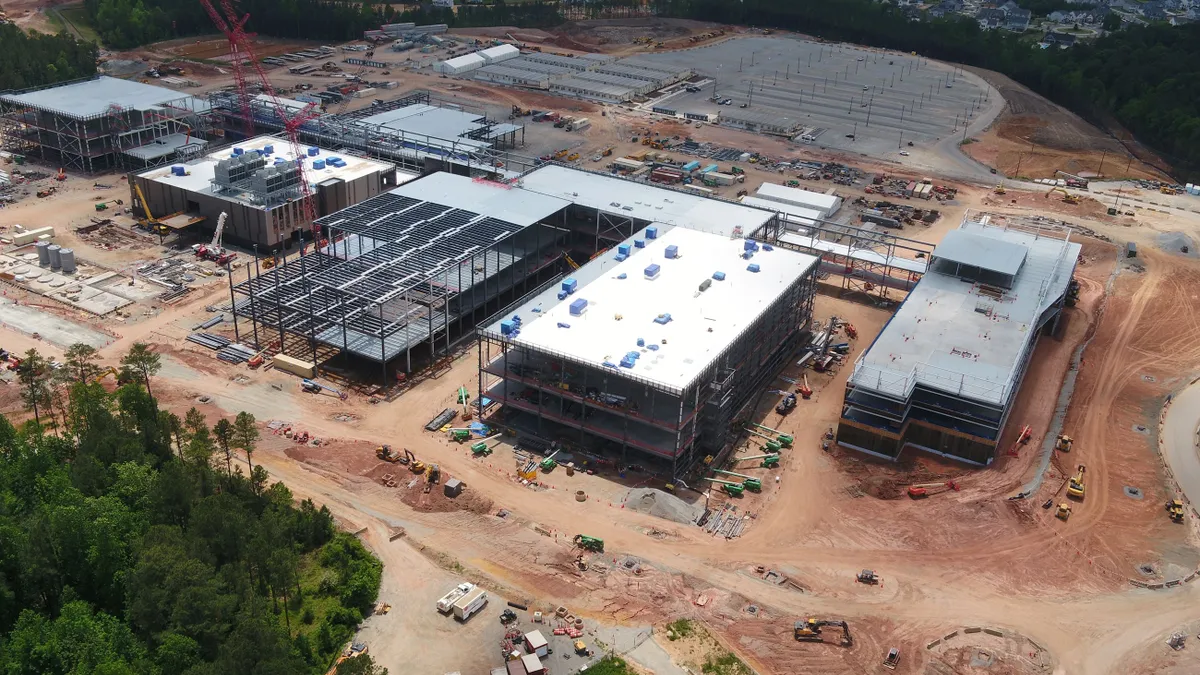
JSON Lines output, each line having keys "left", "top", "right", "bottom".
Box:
{"left": 211, "top": 212, "right": 227, "bottom": 250}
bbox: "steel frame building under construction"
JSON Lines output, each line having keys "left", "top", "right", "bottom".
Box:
{"left": 0, "top": 76, "right": 212, "bottom": 173}
{"left": 227, "top": 170, "right": 573, "bottom": 381}
{"left": 207, "top": 89, "right": 534, "bottom": 178}
{"left": 831, "top": 214, "right": 1080, "bottom": 465}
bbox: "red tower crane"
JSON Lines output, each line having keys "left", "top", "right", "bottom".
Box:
{"left": 200, "top": 0, "right": 325, "bottom": 244}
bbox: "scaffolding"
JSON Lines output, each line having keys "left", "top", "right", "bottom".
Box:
{"left": 207, "top": 89, "right": 530, "bottom": 176}
{"left": 0, "top": 77, "right": 212, "bottom": 173}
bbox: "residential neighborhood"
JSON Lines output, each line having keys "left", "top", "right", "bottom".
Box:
{"left": 911, "top": 0, "right": 1199, "bottom": 43}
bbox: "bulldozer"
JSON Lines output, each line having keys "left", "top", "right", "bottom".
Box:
{"left": 1066, "top": 464, "right": 1086, "bottom": 500}
{"left": 1055, "top": 435, "right": 1073, "bottom": 453}
{"left": 794, "top": 618, "right": 853, "bottom": 646}
{"left": 573, "top": 534, "right": 604, "bottom": 552}
{"left": 1166, "top": 499, "right": 1185, "bottom": 523}
{"left": 1055, "top": 503, "right": 1072, "bottom": 521}
{"left": 993, "top": 183, "right": 1006, "bottom": 195}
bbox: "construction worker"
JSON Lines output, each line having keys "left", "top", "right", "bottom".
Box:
{"left": 776, "top": 476, "right": 781, "bottom": 484}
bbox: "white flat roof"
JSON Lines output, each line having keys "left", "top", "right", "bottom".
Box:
{"left": 1, "top": 76, "right": 205, "bottom": 119}
{"left": 442, "top": 53, "right": 486, "bottom": 69}
{"left": 934, "top": 229, "right": 1028, "bottom": 278}
{"left": 139, "top": 135, "right": 401, "bottom": 210}
{"left": 358, "top": 104, "right": 491, "bottom": 151}
{"left": 490, "top": 225, "right": 819, "bottom": 393}
{"left": 739, "top": 196, "right": 824, "bottom": 226}
{"left": 849, "top": 218, "right": 1079, "bottom": 406}
{"left": 519, "top": 165, "right": 774, "bottom": 238}
{"left": 755, "top": 182, "right": 841, "bottom": 212}
{"left": 388, "top": 173, "right": 570, "bottom": 226}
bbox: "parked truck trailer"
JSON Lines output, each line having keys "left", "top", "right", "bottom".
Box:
{"left": 437, "top": 582, "right": 474, "bottom": 613}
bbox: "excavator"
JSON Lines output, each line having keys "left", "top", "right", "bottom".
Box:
{"left": 907, "top": 480, "right": 959, "bottom": 499}
{"left": 1066, "top": 465, "right": 1086, "bottom": 500}
{"left": 423, "top": 464, "right": 440, "bottom": 493}
{"left": 573, "top": 534, "right": 604, "bottom": 552}
{"left": 794, "top": 618, "right": 853, "bottom": 646}
{"left": 376, "top": 445, "right": 416, "bottom": 466}
{"left": 1055, "top": 435, "right": 1073, "bottom": 453}
{"left": 1046, "top": 186, "right": 1080, "bottom": 205}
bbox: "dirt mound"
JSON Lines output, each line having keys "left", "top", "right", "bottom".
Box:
{"left": 625, "top": 488, "right": 703, "bottom": 524}
{"left": 1156, "top": 232, "right": 1197, "bottom": 257}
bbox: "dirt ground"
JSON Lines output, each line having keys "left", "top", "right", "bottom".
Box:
{"left": 6, "top": 19, "right": 1200, "bottom": 674}
{"left": 960, "top": 68, "right": 1172, "bottom": 182}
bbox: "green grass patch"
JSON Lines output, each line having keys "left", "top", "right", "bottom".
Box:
{"left": 667, "top": 618, "right": 696, "bottom": 640}
{"left": 580, "top": 656, "right": 636, "bottom": 675}
{"left": 701, "top": 651, "right": 753, "bottom": 675}
{"left": 56, "top": 4, "right": 101, "bottom": 44}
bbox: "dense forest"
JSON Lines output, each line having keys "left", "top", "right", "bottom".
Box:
{"left": 0, "top": 24, "right": 97, "bottom": 91}
{"left": 652, "top": 0, "right": 1200, "bottom": 179}
{"left": 82, "top": 0, "right": 562, "bottom": 48}
{"left": 0, "top": 343, "right": 384, "bottom": 675}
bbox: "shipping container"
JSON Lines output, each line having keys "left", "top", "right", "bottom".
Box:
{"left": 700, "top": 164, "right": 718, "bottom": 174}
{"left": 272, "top": 354, "right": 316, "bottom": 378}
{"left": 708, "top": 172, "right": 737, "bottom": 186}
{"left": 681, "top": 161, "right": 701, "bottom": 172}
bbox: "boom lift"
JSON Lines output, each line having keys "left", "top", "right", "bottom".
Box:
{"left": 746, "top": 422, "right": 794, "bottom": 447}
{"left": 1066, "top": 465, "right": 1086, "bottom": 500}
{"left": 907, "top": 480, "right": 960, "bottom": 499}
{"left": 712, "top": 470, "right": 762, "bottom": 492}
{"left": 703, "top": 478, "right": 746, "bottom": 496}
{"left": 737, "top": 453, "right": 780, "bottom": 469}
{"left": 300, "top": 378, "right": 348, "bottom": 400}
{"left": 794, "top": 618, "right": 853, "bottom": 646}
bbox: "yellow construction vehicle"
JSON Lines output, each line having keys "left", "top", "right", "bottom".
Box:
{"left": 1066, "top": 464, "right": 1086, "bottom": 500}
{"left": 567, "top": 153, "right": 580, "bottom": 162}
{"left": 562, "top": 251, "right": 580, "bottom": 270}
{"left": 1161, "top": 186, "right": 1179, "bottom": 195}
{"left": 641, "top": 137, "right": 652, "bottom": 146}
{"left": 993, "top": 183, "right": 1006, "bottom": 195}
{"left": 1046, "top": 186, "right": 1080, "bottom": 204}
{"left": 1166, "top": 499, "right": 1185, "bottom": 523}
{"left": 92, "top": 366, "right": 123, "bottom": 384}
{"left": 794, "top": 618, "right": 853, "bottom": 647}
{"left": 601, "top": 146, "right": 614, "bottom": 157}
{"left": 553, "top": 149, "right": 570, "bottom": 159}
{"left": 423, "top": 464, "right": 440, "bottom": 493}
{"left": 1055, "top": 435, "right": 1073, "bottom": 453}
{"left": 1056, "top": 503, "right": 1072, "bottom": 521}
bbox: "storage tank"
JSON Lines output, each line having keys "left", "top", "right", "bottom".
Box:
{"left": 36, "top": 240, "right": 50, "bottom": 266}
{"left": 59, "top": 248, "right": 76, "bottom": 274}
{"left": 47, "top": 244, "right": 61, "bottom": 270}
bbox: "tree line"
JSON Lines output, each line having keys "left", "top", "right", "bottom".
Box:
{"left": 0, "top": 343, "right": 386, "bottom": 675}
{"left": 0, "top": 24, "right": 97, "bottom": 91}
{"left": 649, "top": 0, "right": 1200, "bottom": 180}
{"left": 82, "top": 0, "right": 563, "bottom": 49}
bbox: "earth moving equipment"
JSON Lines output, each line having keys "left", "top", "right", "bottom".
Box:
{"left": 377, "top": 445, "right": 402, "bottom": 462}
{"left": 1056, "top": 503, "right": 1072, "bottom": 520}
{"left": 776, "top": 392, "right": 797, "bottom": 415}
{"left": 437, "top": 582, "right": 475, "bottom": 613}
{"left": 994, "top": 183, "right": 1006, "bottom": 195}
{"left": 1055, "top": 435, "right": 1073, "bottom": 453}
{"left": 704, "top": 478, "right": 746, "bottom": 496}
{"left": 499, "top": 608, "right": 518, "bottom": 624}
{"left": 883, "top": 648, "right": 900, "bottom": 670}
{"left": 423, "top": 464, "right": 440, "bottom": 493}
{"left": 540, "top": 449, "right": 561, "bottom": 472}
{"left": 712, "top": 470, "right": 762, "bottom": 491}
{"left": 471, "top": 434, "right": 501, "bottom": 456}
{"left": 907, "top": 480, "right": 960, "bottom": 499}
{"left": 856, "top": 569, "right": 878, "bottom": 584}
{"left": 1166, "top": 499, "right": 1185, "bottom": 523}
{"left": 573, "top": 534, "right": 604, "bottom": 552}
{"left": 409, "top": 456, "right": 426, "bottom": 474}
{"left": 738, "top": 453, "right": 780, "bottom": 469}
{"left": 1046, "top": 186, "right": 1080, "bottom": 204}
{"left": 794, "top": 618, "right": 853, "bottom": 646}
{"left": 301, "top": 379, "right": 348, "bottom": 400}
{"left": 747, "top": 423, "right": 794, "bottom": 447}
{"left": 448, "top": 428, "right": 471, "bottom": 442}
{"left": 1067, "top": 465, "right": 1086, "bottom": 500}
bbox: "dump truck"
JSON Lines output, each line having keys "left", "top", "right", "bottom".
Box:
{"left": 437, "top": 582, "right": 474, "bottom": 613}
{"left": 452, "top": 586, "right": 488, "bottom": 621}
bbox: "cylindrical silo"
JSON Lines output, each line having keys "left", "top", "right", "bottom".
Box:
{"left": 47, "top": 244, "right": 61, "bottom": 270}
{"left": 59, "top": 248, "right": 76, "bottom": 274}
{"left": 36, "top": 240, "right": 50, "bottom": 266}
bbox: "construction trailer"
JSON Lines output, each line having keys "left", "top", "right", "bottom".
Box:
{"left": 131, "top": 134, "right": 402, "bottom": 249}
{"left": 831, "top": 213, "right": 1081, "bottom": 465}
{"left": 0, "top": 76, "right": 212, "bottom": 173}
{"left": 479, "top": 223, "right": 818, "bottom": 481}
